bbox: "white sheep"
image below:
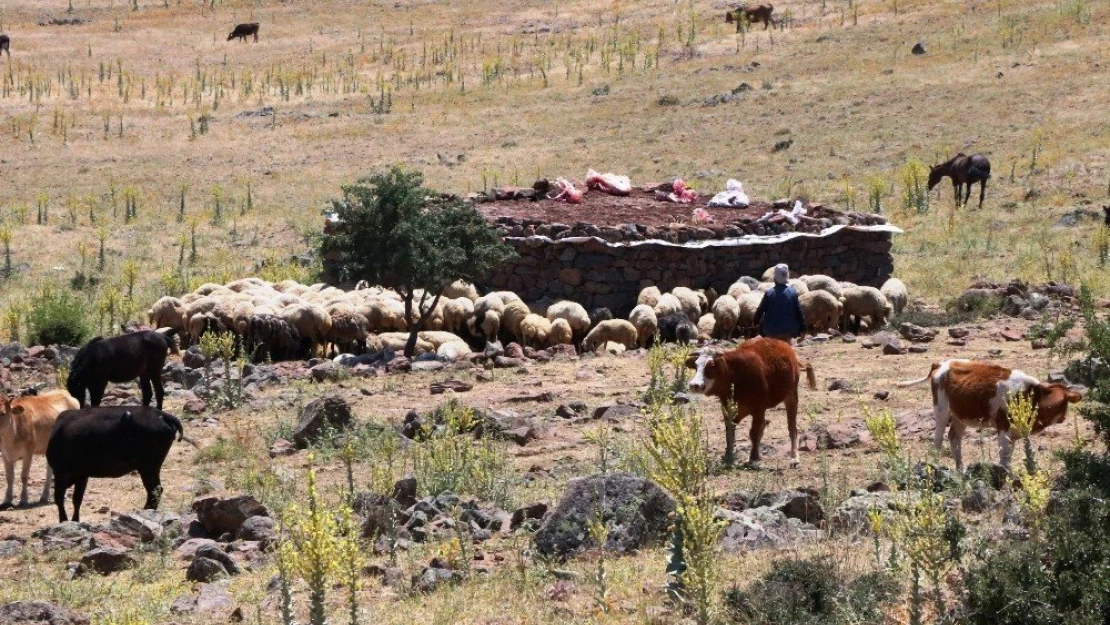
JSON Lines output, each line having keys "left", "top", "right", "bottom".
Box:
{"left": 799, "top": 274, "right": 843, "bottom": 299}
{"left": 546, "top": 300, "right": 591, "bottom": 340}
{"left": 437, "top": 340, "right": 472, "bottom": 361}
{"left": 148, "top": 296, "right": 186, "bottom": 334}
{"left": 502, "top": 301, "right": 531, "bottom": 344}
{"left": 799, "top": 290, "right": 842, "bottom": 333}
{"left": 474, "top": 294, "right": 505, "bottom": 322}
{"left": 582, "top": 320, "right": 639, "bottom": 352}
{"left": 840, "top": 286, "right": 894, "bottom": 332}
{"left": 491, "top": 291, "right": 524, "bottom": 307}
{"left": 325, "top": 310, "right": 369, "bottom": 355}
{"left": 443, "top": 280, "right": 479, "bottom": 301}
{"left": 549, "top": 318, "right": 574, "bottom": 346}
{"left": 736, "top": 291, "right": 764, "bottom": 336}
{"left": 637, "top": 286, "right": 662, "bottom": 308}
{"left": 654, "top": 293, "right": 683, "bottom": 318}
{"left": 442, "top": 297, "right": 475, "bottom": 334}
{"left": 478, "top": 310, "right": 501, "bottom": 344}
{"left": 520, "top": 313, "right": 553, "bottom": 349}
{"left": 727, "top": 281, "right": 752, "bottom": 300}
{"left": 697, "top": 314, "right": 716, "bottom": 341}
{"left": 628, "top": 304, "right": 658, "bottom": 348}
{"left": 711, "top": 294, "right": 741, "bottom": 339}
{"left": 670, "top": 287, "right": 703, "bottom": 320}
{"left": 418, "top": 331, "right": 466, "bottom": 350}
{"left": 282, "top": 303, "right": 333, "bottom": 356}
{"left": 379, "top": 332, "right": 435, "bottom": 355}
{"left": 880, "top": 278, "right": 908, "bottom": 315}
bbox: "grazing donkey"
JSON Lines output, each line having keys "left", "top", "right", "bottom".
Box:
{"left": 66, "top": 329, "right": 178, "bottom": 409}
{"left": 227, "top": 23, "right": 260, "bottom": 42}
{"left": 928, "top": 153, "right": 992, "bottom": 210}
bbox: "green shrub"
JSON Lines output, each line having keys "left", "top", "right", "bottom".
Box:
{"left": 723, "top": 556, "right": 898, "bottom": 625}
{"left": 411, "top": 399, "right": 511, "bottom": 506}
{"left": 27, "top": 287, "right": 90, "bottom": 346}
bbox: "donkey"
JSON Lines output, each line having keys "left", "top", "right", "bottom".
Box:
{"left": 228, "top": 23, "right": 260, "bottom": 43}
{"left": 0, "top": 35, "right": 10, "bottom": 58}
{"left": 928, "top": 153, "right": 991, "bottom": 210}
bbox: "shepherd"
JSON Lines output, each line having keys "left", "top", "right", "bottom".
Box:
{"left": 928, "top": 153, "right": 992, "bottom": 210}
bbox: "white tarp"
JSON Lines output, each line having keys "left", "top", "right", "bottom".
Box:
{"left": 504, "top": 223, "right": 903, "bottom": 249}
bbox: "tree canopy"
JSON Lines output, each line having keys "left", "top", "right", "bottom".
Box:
{"left": 319, "top": 166, "right": 512, "bottom": 356}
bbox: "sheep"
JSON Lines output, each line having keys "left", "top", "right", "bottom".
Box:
{"left": 697, "top": 314, "right": 716, "bottom": 341}
{"left": 148, "top": 296, "right": 186, "bottom": 335}
{"left": 699, "top": 288, "right": 716, "bottom": 310}
{"left": 379, "top": 332, "right": 435, "bottom": 355}
{"left": 473, "top": 294, "right": 506, "bottom": 329}
{"left": 737, "top": 276, "right": 761, "bottom": 291}
{"left": 654, "top": 293, "right": 683, "bottom": 317}
{"left": 244, "top": 314, "right": 301, "bottom": 362}
{"left": 442, "top": 297, "right": 475, "bottom": 334}
{"left": 582, "top": 320, "right": 639, "bottom": 353}
{"left": 325, "top": 311, "right": 369, "bottom": 356}
{"left": 274, "top": 280, "right": 309, "bottom": 296}
{"left": 443, "top": 280, "right": 479, "bottom": 301}
{"left": 711, "top": 294, "right": 741, "bottom": 339}
{"left": 601, "top": 341, "right": 627, "bottom": 356}
{"left": 799, "top": 290, "right": 842, "bottom": 334}
{"left": 838, "top": 281, "right": 858, "bottom": 293}
{"left": 225, "top": 277, "right": 269, "bottom": 293}
{"left": 437, "top": 341, "right": 472, "bottom": 361}
{"left": 670, "top": 287, "right": 703, "bottom": 320}
{"left": 839, "top": 286, "right": 894, "bottom": 333}
{"left": 799, "top": 275, "right": 842, "bottom": 298}
{"left": 589, "top": 308, "right": 614, "bottom": 328}
{"left": 186, "top": 312, "right": 220, "bottom": 343}
{"left": 880, "top": 278, "right": 908, "bottom": 315}
{"left": 549, "top": 318, "right": 574, "bottom": 346}
{"left": 736, "top": 291, "right": 764, "bottom": 337}
{"left": 628, "top": 305, "right": 658, "bottom": 348}
{"left": 520, "top": 314, "right": 553, "bottom": 349}
{"left": 727, "top": 281, "right": 752, "bottom": 300}
{"left": 788, "top": 279, "right": 810, "bottom": 295}
{"left": 760, "top": 266, "right": 777, "bottom": 282}
{"left": 477, "top": 310, "right": 501, "bottom": 344}
{"left": 637, "top": 286, "right": 662, "bottom": 308}
{"left": 194, "top": 283, "right": 230, "bottom": 297}
{"left": 757, "top": 282, "right": 775, "bottom": 293}
{"left": 546, "top": 301, "right": 590, "bottom": 341}
{"left": 658, "top": 313, "right": 698, "bottom": 344}
{"left": 417, "top": 331, "right": 466, "bottom": 350}
{"left": 491, "top": 291, "right": 524, "bottom": 307}
{"left": 501, "top": 301, "right": 531, "bottom": 344}
{"left": 281, "top": 303, "right": 333, "bottom": 357}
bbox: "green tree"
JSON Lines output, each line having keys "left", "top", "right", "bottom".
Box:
{"left": 319, "top": 166, "right": 512, "bottom": 357}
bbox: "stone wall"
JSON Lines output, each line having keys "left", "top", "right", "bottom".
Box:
{"left": 483, "top": 226, "right": 898, "bottom": 315}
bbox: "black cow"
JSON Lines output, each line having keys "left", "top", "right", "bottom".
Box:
{"left": 48, "top": 407, "right": 187, "bottom": 523}
{"left": 0, "top": 35, "right": 10, "bottom": 58}
{"left": 1103, "top": 205, "right": 1109, "bottom": 227}
{"left": 66, "top": 329, "right": 178, "bottom": 409}
{"left": 227, "top": 23, "right": 260, "bottom": 42}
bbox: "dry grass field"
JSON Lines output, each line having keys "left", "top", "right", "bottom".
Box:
{"left": 0, "top": 0, "right": 1108, "bottom": 624}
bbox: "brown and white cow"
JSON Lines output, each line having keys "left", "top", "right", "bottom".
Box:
{"left": 897, "top": 359, "right": 1081, "bottom": 471}
{"left": 0, "top": 389, "right": 80, "bottom": 508}
{"left": 687, "top": 337, "right": 817, "bottom": 467}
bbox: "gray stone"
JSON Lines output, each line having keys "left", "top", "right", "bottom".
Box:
{"left": 772, "top": 490, "right": 825, "bottom": 524}
{"left": 195, "top": 544, "right": 240, "bottom": 575}
{"left": 186, "top": 557, "right": 229, "bottom": 583}
{"left": 109, "top": 511, "right": 164, "bottom": 542}
{"left": 192, "top": 495, "right": 270, "bottom": 537}
{"left": 309, "top": 361, "right": 345, "bottom": 382}
{"left": 534, "top": 472, "right": 675, "bottom": 558}
{"left": 591, "top": 404, "right": 640, "bottom": 421}
{"left": 292, "top": 394, "right": 353, "bottom": 448}
{"left": 899, "top": 323, "right": 938, "bottom": 343}
{"left": 236, "top": 516, "right": 276, "bottom": 544}
{"left": 412, "top": 567, "right": 461, "bottom": 593}
{"left": 831, "top": 491, "right": 907, "bottom": 532}
{"left": 77, "top": 548, "right": 136, "bottom": 576}
{"left": 961, "top": 484, "right": 992, "bottom": 513}
{"left": 0, "top": 601, "right": 89, "bottom": 625}
{"left": 718, "top": 507, "right": 819, "bottom": 551}
{"left": 826, "top": 378, "right": 852, "bottom": 392}
{"left": 0, "top": 540, "right": 22, "bottom": 558}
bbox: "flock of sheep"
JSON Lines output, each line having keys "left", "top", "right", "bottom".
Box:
{"left": 145, "top": 271, "right": 908, "bottom": 362}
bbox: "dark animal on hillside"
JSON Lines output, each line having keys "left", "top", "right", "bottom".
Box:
{"left": 244, "top": 314, "right": 300, "bottom": 362}
{"left": 1103, "top": 205, "right": 1109, "bottom": 226}
{"left": 66, "top": 329, "right": 178, "bottom": 409}
{"left": 589, "top": 307, "right": 614, "bottom": 328}
{"left": 228, "top": 23, "right": 260, "bottom": 42}
{"left": 0, "top": 35, "right": 10, "bottom": 58}
{"left": 928, "top": 153, "right": 992, "bottom": 210}
{"left": 687, "top": 339, "right": 817, "bottom": 466}
{"left": 658, "top": 313, "right": 698, "bottom": 344}
{"left": 48, "top": 407, "right": 189, "bottom": 522}
{"left": 725, "top": 4, "right": 775, "bottom": 31}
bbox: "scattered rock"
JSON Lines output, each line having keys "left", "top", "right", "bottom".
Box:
{"left": 831, "top": 491, "right": 906, "bottom": 532}
{"left": 988, "top": 348, "right": 1003, "bottom": 357}
{"left": 181, "top": 348, "right": 207, "bottom": 369}
{"left": 34, "top": 522, "right": 94, "bottom": 551}
{"left": 193, "top": 495, "right": 270, "bottom": 538}
{"left": 392, "top": 477, "right": 419, "bottom": 509}
{"left": 292, "top": 394, "right": 353, "bottom": 448}
{"left": 826, "top": 379, "right": 852, "bottom": 392}
{"left": 555, "top": 402, "right": 587, "bottom": 418}
{"left": 591, "top": 404, "right": 640, "bottom": 421}
{"left": 186, "top": 557, "right": 229, "bottom": 583}
{"left": 183, "top": 398, "right": 207, "bottom": 415}
{"left": 0, "top": 601, "right": 90, "bottom": 625}
{"left": 412, "top": 566, "right": 462, "bottom": 593}
{"left": 947, "top": 338, "right": 968, "bottom": 347}
{"left": 961, "top": 483, "right": 992, "bottom": 513}
{"left": 1000, "top": 330, "right": 1023, "bottom": 342}
{"left": 908, "top": 345, "right": 929, "bottom": 353}
{"left": 801, "top": 423, "right": 872, "bottom": 450}
{"left": 430, "top": 379, "right": 473, "bottom": 394}
{"left": 77, "top": 548, "right": 136, "bottom": 576}
{"left": 171, "top": 582, "right": 238, "bottom": 616}
{"left": 873, "top": 390, "right": 890, "bottom": 401}
{"left": 949, "top": 327, "right": 970, "bottom": 339}
{"left": 505, "top": 426, "right": 539, "bottom": 446}
{"left": 0, "top": 540, "right": 22, "bottom": 558}
{"left": 309, "top": 361, "right": 345, "bottom": 382}
{"left": 899, "top": 323, "right": 938, "bottom": 343}
{"left": 511, "top": 502, "right": 549, "bottom": 529}
{"left": 195, "top": 544, "right": 241, "bottom": 575}
{"left": 269, "top": 438, "right": 297, "bottom": 458}
{"left": 772, "top": 490, "right": 824, "bottom": 524}
{"left": 882, "top": 339, "right": 906, "bottom": 355}
{"left": 534, "top": 472, "right": 675, "bottom": 558}
{"left": 718, "top": 506, "right": 819, "bottom": 551}
{"left": 967, "top": 462, "right": 1009, "bottom": 490}
{"left": 109, "top": 510, "right": 172, "bottom": 543}
{"left": 237, "top": 516, "right": 276, "bottom": 544}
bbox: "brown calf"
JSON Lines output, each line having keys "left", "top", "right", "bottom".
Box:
{"left": 726, "top": 4, "right": 776, "bottom": 31}
{"left": 0, "top": 389, "right": 80, "bottom": 508}
{"left": 897, "top": 359, "right": 1081, "bottom": 471}
{"left": 688, "top": 337, "right": 816, "bottom": 467}
{"left": 228, "top": 23, "right": 260, "bottom": 43}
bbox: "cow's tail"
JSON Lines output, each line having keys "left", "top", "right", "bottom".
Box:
{"left": 163, "top": 413, "right": 198, "bottom": 447}
{"left": 897, "top": 362, "right": 940, "bottom": 388}
{"left": 800, "top": 359, "right": 817, "bottom": 390}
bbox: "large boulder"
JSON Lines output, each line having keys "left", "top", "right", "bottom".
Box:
{"left": 0, "top": 602, "right": 89, "bottom": 625}
{"left": 292, "top": 394, "right": 353, "bottom": 448}
{"left": 534, "top": 472, "right": 675, "bottom": 558}
{"left": 718, "top": 507, "right": 820, "bottom": 552}
{"left": 193, "top": 495, "right": 270, "bottom": 538}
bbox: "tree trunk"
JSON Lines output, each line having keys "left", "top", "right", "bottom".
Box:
{"left": 403, "top": 288, "right": 445, "bottom": 358}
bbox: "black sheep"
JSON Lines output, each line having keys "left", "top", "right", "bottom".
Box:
{"left": 658, "top": 313, "right": 698, "bottom": 344}
{"left": 589, "top": 307, "right": 614, "bottom": 327}
{"left": 66, "top": 329, "right": 177, "bottom": 409}
{"left": 48, "top": 407, "right": 188, "bottom": 523}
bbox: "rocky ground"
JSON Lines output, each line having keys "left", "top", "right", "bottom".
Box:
{"left": 0, "top": 284, "right": 1098, "bottom": 624}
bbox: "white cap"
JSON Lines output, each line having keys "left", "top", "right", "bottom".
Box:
{"left": 773, "top": 264, "right": 789, "bottom": 285}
